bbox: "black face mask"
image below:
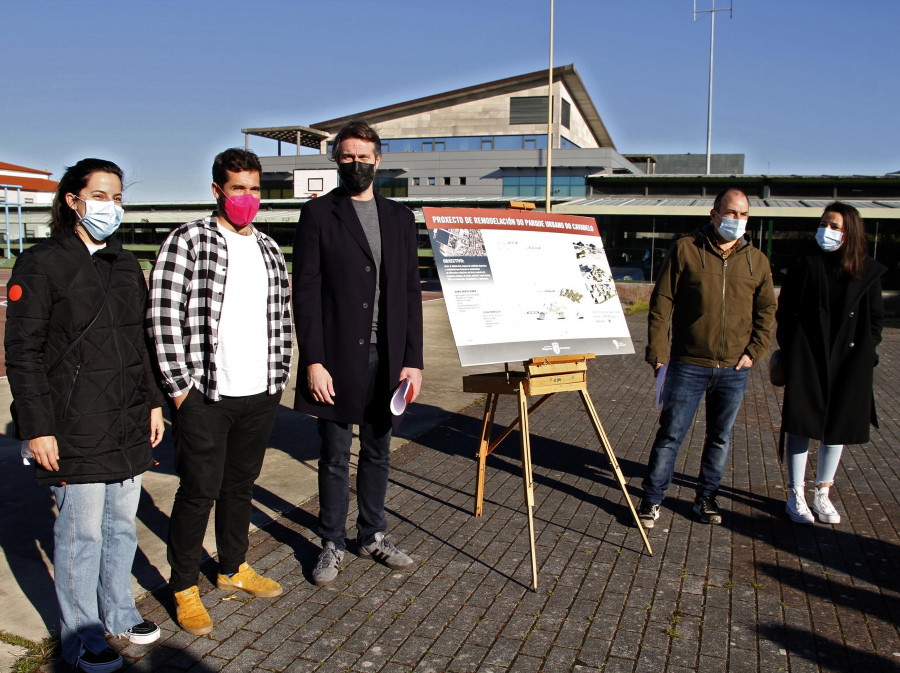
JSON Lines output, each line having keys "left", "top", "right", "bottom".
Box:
{"left": 338, "top": 161, "right": 376, "bottom": 195}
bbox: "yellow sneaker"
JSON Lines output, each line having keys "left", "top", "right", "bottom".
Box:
{"left": 174, "top": 586, "right": 212, "bottom": 635}
{"left": 216, "top": 562, "right": 283, "bottom": 597}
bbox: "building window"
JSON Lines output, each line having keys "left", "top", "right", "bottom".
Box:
{"left": 374, "top": 177, "right": 407, "bottom": 198}
{"left": 561, "top": 99, "right": 571, "bottom": 129}
{"left": 261, "top": 180, "right": 293, "bottom": 199}
{"left": 412, "top": 177, "right": 420, "bottom": 186}
{"left": 428, "top": 177, "right": 436, "bottom": 186}
{"left": 502, "top": 175, "right": 586, "bottom": 198}
{"left": 560, "top": 137, "right": 580, "bottom": 149}
{"left": 379, "top": 134, "right": 550, "bottom": 153}
{"left": 459, "top": 177, "right": 467, "bottom": 186}
{"left": 443, "top": 177, "right": 451, "bottom": 186}
{"left": 510, "top": 96, "right": 549, "bottom": 124}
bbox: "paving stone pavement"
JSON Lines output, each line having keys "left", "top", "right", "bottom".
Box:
{"left": 46, "top": 314, "right": 900, "bottom": 673}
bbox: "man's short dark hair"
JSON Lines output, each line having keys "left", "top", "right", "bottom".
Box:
{"left": 712, "top": 188, "right": 748, "bottom": 212}
{"left": 213, "top": 148, "right": 262, "bottom": 186}
{"left": 330, "top": 120, "right": 382, "bottom": 162}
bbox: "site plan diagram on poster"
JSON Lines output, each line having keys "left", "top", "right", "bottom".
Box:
{"left": 424, "top": 207, "right": 634, "bottom": 366}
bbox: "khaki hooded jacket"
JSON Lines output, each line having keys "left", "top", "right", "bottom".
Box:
{"left": 646, "top": 224, "right": 776, "bottom": 368}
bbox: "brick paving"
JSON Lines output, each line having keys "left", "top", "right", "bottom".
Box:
{"left": 47, "top": 313, "right": 900, "bottom": 672}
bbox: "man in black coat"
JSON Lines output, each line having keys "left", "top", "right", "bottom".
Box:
{"left": 293, "top": 120, "right": 424, "bottom": 586}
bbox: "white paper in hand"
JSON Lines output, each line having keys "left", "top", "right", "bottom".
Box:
{"left": 390, "top": 379, "right": 414, "bottom": 416}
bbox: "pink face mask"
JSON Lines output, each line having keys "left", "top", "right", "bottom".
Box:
{"left": 216, "top": 185, "right": 260, "bottom": 227}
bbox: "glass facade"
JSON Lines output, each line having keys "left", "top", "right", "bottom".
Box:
{"left": 502, "top": 175, "right": 587, "bottom": 198}
{"left": 374, "top": 177, "right": 407, "bottom": 198}
{"left": 381, "top": 134, "right": 550, "bottom": 153}
{"left": 261, "top": 180, "right": 293, "bottom": 199}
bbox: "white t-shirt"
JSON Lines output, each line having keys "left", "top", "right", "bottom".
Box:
{"left": 216, "top": 224, "right": 269, "bottom": 396}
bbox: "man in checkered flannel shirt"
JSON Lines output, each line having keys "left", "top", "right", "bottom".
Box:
{"left": 147, "top": 148, "right": 292, "bottom": 635}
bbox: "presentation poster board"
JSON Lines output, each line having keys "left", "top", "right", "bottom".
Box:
{"left": 424, "top": 207, "right": 635, "bottom": 366}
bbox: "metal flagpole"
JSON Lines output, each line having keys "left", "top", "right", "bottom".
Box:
{"left": 546, "top": 0, "right": 554, "bottom": 213}
{"left": 693, "top": 1, "right": 733, "bottom": 175}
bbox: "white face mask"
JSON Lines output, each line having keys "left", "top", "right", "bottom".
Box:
{"left": 77, "top": 197, "right": 124, "bottom": 241}
{"left": 816, "top": 226, "right": 843, "bottom": 252}
{"left": 715, "top": 215, "right": 747, "bottom": 242}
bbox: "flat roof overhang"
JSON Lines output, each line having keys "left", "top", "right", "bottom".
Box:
{"left": 555, "top": 196, "right": 900, "bottom": 219}
{"left": 242, "top": 125, "right": 330, "bottom": 150}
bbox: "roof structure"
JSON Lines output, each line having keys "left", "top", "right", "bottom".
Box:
{"left": 0, "top": 161, "right": 51, "bottom": 176}
{"left": 239, "top": 125, "right": 330, "bottom": 150}
{"left": 312, "top": 64, "right": 615, "bottom": 149}
{"left": 0, "top": 175, "right": 58, "bottom": 192}
{"left": 243, "top": 64, "right": 616, "bottom": 151}
{"left": 555, "top": 195, "right": 900, "bottom": 219}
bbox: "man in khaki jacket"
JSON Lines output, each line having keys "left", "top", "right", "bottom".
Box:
{"left": 638, "top": 188, "right": 776, "bottom": 528}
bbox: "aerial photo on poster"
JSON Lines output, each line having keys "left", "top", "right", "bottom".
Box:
{"left": 424, "top": 207, "right": 634, "bottom": 366}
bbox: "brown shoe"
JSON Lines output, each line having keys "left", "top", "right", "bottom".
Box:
{"left": 216, "top": 562, "right": 283, "bottom": 598}
{"left": 174, "top": 586, "right": 212, "bottom": 635}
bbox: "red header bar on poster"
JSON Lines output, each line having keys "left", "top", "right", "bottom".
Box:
{"left": 423, "top": 207, "right": 599, "bottom": 236}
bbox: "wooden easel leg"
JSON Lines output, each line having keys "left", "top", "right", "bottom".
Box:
{"left": 475, "top": 394, "right": 498, "bottom": 517}
{"left": 579, "top": 389, "right": 653, "bottom": 556}
{"left": 517, "top": 386, "right": 539, "bottom": 591}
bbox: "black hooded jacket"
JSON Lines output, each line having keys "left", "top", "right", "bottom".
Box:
{"left": 5, "top": 229, "right": 164, "bottom": 485}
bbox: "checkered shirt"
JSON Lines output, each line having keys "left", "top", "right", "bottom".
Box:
{"left": 147, "top": 214, "right": 292, "bottom": 401}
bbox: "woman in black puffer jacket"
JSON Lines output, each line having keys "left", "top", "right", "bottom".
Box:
{"left": 5, "top": 159, "right": 165, "bottom": 673}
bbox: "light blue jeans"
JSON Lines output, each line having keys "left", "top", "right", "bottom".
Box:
{"left": 785, "top": 433, "right": 843, "bottom": 489}
{"left": 50, "top": 477, "right": 143, "bottom": 665}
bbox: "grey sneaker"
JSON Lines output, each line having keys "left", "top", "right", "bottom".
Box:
{"left": 360, "top": 532, "right": 414, "bottom": 570}
{"left": 638, "top": 500, "right": 660, "bottom": 529}
{"left": 312, "top": 541, "right": 344, "bottom": 586}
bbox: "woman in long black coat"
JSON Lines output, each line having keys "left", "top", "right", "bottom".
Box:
{"left": 776, "top": 202, "right": 885, "bottom": 525}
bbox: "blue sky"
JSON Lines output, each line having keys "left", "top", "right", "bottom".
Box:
{"left": 4, "top": 0, "right": 898, "bottom": 201}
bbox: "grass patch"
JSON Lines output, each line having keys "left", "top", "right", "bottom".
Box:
{"left": 0, "top": 632, "right": 57, "bottom": 673}
{"left": 624, "top": 299, "right": 650, "bottom": 315}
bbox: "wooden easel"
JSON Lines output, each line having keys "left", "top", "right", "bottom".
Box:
{"left": 462, "top": 354, "right": 653, "bottom": 591}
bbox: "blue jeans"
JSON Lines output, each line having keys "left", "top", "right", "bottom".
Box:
{"left": 50, "top": 477, "right": 143, "bottom": 665}
{"left": 642, "top": 361, "right": 749, "bottom": 504}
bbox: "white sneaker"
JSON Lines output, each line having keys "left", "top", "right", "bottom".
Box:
{"left": 811, "top": 486, "right": 841, "bottom": 524}
{"left": 785, "top": 487, "right": 814, "bottom": 524}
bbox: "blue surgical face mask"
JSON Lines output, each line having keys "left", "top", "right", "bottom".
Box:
{"left": 715, "top": 215, "right": 747, "bottom": 242}
{"left": 816, "top": 226, "right": 843, "bottom": 252}
{"left": 76, "top": 197, "right": 123, "bottom": 241}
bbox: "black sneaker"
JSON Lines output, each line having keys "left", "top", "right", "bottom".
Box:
{"left": 122, "top": 619, "right": 161, "bottom": 645}
{"left": 77, "top": 647, "right": 123, "bottom": 673}
{"left": 638, "top": 500, "right": 660, "bottom": 529}
{"left": 693, "top": 495, "right": 722, "bottom": 524}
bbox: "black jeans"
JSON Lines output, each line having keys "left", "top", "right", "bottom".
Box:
{"left": 318, "top": 344, "right": 392, "bottom": 550}
{"left": 167, "top": 389, "right": 281, "bottom": 591}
